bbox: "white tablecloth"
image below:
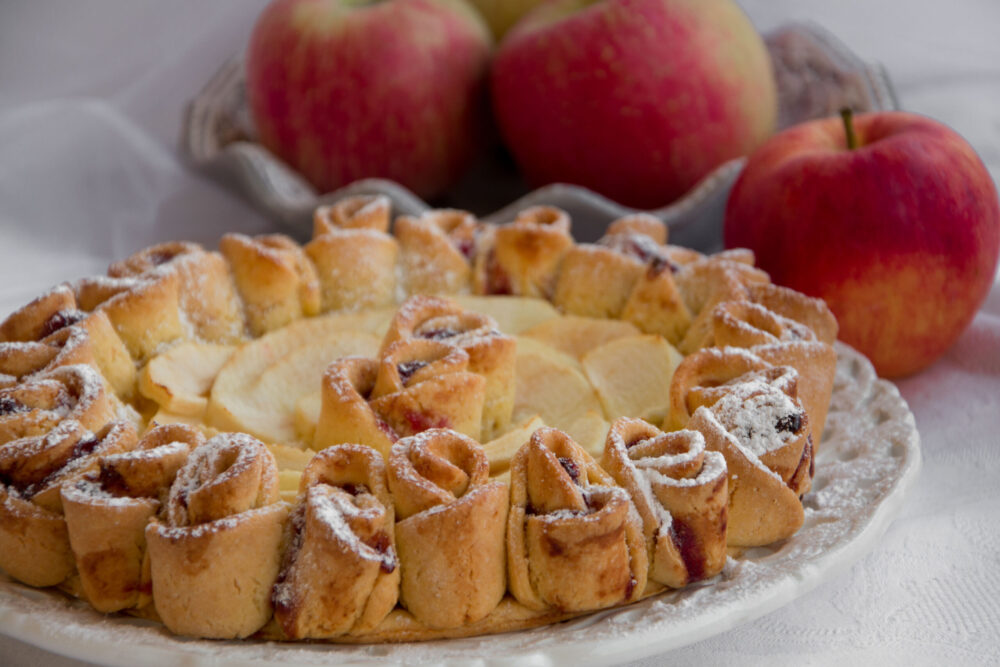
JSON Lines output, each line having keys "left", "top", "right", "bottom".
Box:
{"left": 1, "top": 1, "right": 999, "bottom": 665}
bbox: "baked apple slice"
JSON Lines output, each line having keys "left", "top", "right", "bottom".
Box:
{"left": 138, "top": 342, "right": 235, "bottom": 416}
{"left": 582, "top": 334, "right": 683, "bottom": 424}
{"left": 522, "top": 315, "right": 640, "bottom": 359}
{"left": 512, "top": 337, "right": 603, "bottom": 438}
{"left": 206, "top": 317, "right": 379, "bottom": 444}
{"left": 453, "top": 295, "right": 558, "bottom": 334}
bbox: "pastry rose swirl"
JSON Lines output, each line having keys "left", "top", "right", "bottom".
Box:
{"left": 602, "top": 418, "right": 728, "bottom": 588}
{"left": 314, "top": 356, "right": 397, "bottom": 456}
{"left": 477, "top": 206, "right": 574, "bottom": 298}
{"left": 72, "top": 272, "right": 184, "bottom": 365}
{"left": 145, "top": 433, "right": 288, "bottom": 638}
{"left": 74, "top": 239, "right": 245, "bottom": 364}
{"left": 274, "top": 444, "right": 399, "bottom": 639}
{"left": 380, "top": 295, "right": 516, "bottom": 440}
{"left": 674, "top": 349, "right": 814, "bottom": 547}
{"left": 107, "top": 241, "right": 245, "bottom": 345}
{"left": 704, "top": 283, "right": 839, "bottom": 440}
{"left": 219, "top": 232, "right": 321, "bottom": 336}
{"left": 394, "top": 209, "right": 486, "bottom": 296}
{"left": 667, "top": 346, "right": 773, "bottom": 431}
{"left": 0, "top": 364, "right": 128, "bottom": 587}
{"left": 675, "top": 253, "right": 770, "bottom": 355}
{"left": 554, "top": 216, "right": 693, "bottom": 345}
{"left": 314, "top": 338, "right": 487, "bottom": 455}
{"left": 386, "top": 429, "right": 508, "bottom": 629}
{"left": 307, "top": 195, "right": 399, "bottom": 312}
{"left": 60, "top": 423, "right": 203, "bottom": 612}
{"left": 370, "top": 339, "right": 487, "bottom": 441}
{"left": 507, "top": 427, "right": 648, "bottom": 612}
{"left": 0, "top": 285, "right": 136, "bottom": 399}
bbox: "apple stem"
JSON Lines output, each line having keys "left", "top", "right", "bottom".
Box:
{"left": 840, "top": 107, "right": 858, "bottom": 150}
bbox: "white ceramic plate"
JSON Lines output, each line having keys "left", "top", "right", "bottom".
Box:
{"left": 0, "top": 342, "right": 920, "bottom": 667}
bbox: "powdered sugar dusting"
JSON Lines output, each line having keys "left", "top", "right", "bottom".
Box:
{"left": 0, "top": 343, "right": 921, "bottom": 666}
{"left": 712, "top": 381, "right": 803, "bottom": 457}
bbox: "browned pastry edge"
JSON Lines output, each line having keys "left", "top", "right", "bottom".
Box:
{"left": 0, "top": 200, "right": 840, "bottom": 644}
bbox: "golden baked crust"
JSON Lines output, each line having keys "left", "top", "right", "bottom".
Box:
{"left": 0, "top": 197, "right": 840, "bottom": 643}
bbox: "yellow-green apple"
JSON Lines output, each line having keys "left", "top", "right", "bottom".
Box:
{"left": 246, "top": 0, "right": 492, "bottom": 200}
{"left": 490, "top": 0, "right": 776, "bottom": 209}
{"left": 724, "top": 110, "right": 1000, "bottom": 378}
{"left": 466, "top": 0, "right": 545, "bottom": 39}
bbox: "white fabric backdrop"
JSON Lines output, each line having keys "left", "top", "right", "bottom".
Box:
{"left": 1, "top": 1, "right": 999, "bottom": 665}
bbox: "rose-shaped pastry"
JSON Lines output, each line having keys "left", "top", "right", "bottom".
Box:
{"left": 313, "top": 357, "right": 397, "bottom": 456}
{"left": 273, "top": 444, "right": 399, "bottom": 639}
{"left": 708, "top": 299, "right": 838, "bottom": 441}
{"left": 395, "top": 209, "right": 486, "bottom": 296}
{"left": 553, "top": 221, "right": 692, "bottom": 345}
{"left": 613, "top": 241, "right": 693, "bottom": 346}
{"left": 675, "top": 256, "right": 771, "bottom": 354}
{"left": 0, "top": 285, "right": 136, "bottom": 399}
{"left": 1, "top": 323, "right": 93, "bottom": 392}
{"left": 145, "top": 433, "right": 288, "bottom": 638}
{"left": 667, "top": 346, "right": 773, "bottom": 430}
{"left": 552, "top": 240, "right": 646, "bottom": 319}
{"left": 0, "top": 417, "right": 135, "bottom": 589}
{"left": 0, "top": 366, "right": 130, "bottom": 587}
{"left": 108, "top": 241, "right": 244, "bottom": 344}
{"left": 370, "top": 339, "right": 486, "bottom": 442}
{"left": 686, "top": 369, "right": 814, "bottom": 547}
{"left": 60, "top": 423, "right": 202, "bottom": 612}
{"left": 73, "top": 270, "right": 185, "bottom": 364}
{"left": 602, "top": 418, "right": 727, "bottom": 588}
{"left": 746, "top": 283, "right": 839, "bottom": 345}
{"left": 0, "top": 364, "right": 121, "bottom": 477}
{"left": 306, "top": 196, "right": 398, "bottom": 313}
{"left": 0, "top": 284, "right": 81, "bottom": 343}
{"left": 606, "top": 214, "right": 668, "bottom": 244}
{"left": 313, "top": 194, "right": 391, "bottom": 234}
{"left": 219, "top": 233, "right": 321, "bottom": 336}
{"left": 670, "top": 350, "right": 813, "bottom": 499}
{"left": 386, "top": 429, "right": 508, "bottom": 629}
{"left": 507, "top": 427, "right": 647, "bottom": 612}
{"left": 476, "top": 206, "right": 573, "bottom": 298}
{"left": 380, "top": 296, "right": 515, "bottom": 440}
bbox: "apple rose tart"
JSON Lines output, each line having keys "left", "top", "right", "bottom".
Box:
{"left": 274, "top": 444, "right": 399, "bottom": 639}
{"left": 477, "top": 206, "right": 573, "bottom": 297}
{"left": 60, "top": 423, "right": 202, "bottom": 612}
{"left": 0, "top": 199, "right": 852, "bottom": 644}
{"left": 601, "top": 418, "right": 728, "bottom": 588}
{"left": 0, "top": 364, "right": 131, "bottom": 587}
{"left": 307, "top": 195, "right": 399, "bottom": 312}
{"left": 507, "top": 427, "right": 647, "bottom": 612}
{"left": 145, "top": 433, "right": 288, "bottom": 638}
{"left": 380, "top": 295, "right": 516, "bottom": 439}
{"left": 684, "top": 364, "right": 814, "bottom": 547}
{"left": 387, "top": 429, "right": 508, "bottom": 629}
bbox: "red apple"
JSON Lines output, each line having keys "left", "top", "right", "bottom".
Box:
{"left": 246, "top": 0, "right": 492, "bottom": 200}
{"left": 724, "top": 110, "right": 1000, "bottom": 378}
{"left": 490, "top": 0, "right": 777, "bottom": 209}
